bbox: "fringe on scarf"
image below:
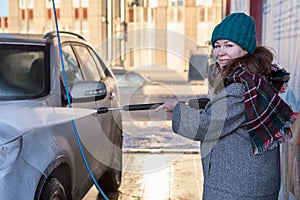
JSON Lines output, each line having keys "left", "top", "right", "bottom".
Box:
{"left": 253, "top": 112, "right": 298, "bottom": 155}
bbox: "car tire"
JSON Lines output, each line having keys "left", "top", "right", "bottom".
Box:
{"left": 98, "top": 131, "right": 123, "bottom": 192}
{"left": 98, "top": 164, "right": 122, "bottom": 192}
{"left": 40, "top": 177, "right": 68, "bottom": 200}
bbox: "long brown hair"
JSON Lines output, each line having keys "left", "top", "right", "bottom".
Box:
{"left": 223, "top": 46, "right": 274, "bottom": 79}
{"left": 210, "top": 46, "right": 275, "bottom": 93}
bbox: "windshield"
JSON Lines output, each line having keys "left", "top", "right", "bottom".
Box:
{"left": 114, "top": 73, "right": 147, "bottom": 86}
{"left": 0, "top": 44, "right": 48, "bottom": 100}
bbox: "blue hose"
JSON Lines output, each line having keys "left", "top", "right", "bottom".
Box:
{"left": 51, "top": 1, "right": 109, "bottom": 199}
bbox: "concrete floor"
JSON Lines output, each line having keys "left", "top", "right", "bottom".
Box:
{"left": 83, "top": 152, "right": 203, "bottom": 200}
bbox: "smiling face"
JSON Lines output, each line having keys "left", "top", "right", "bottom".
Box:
{"left": 212, "top": 39, "right": 247, "bottom": 68}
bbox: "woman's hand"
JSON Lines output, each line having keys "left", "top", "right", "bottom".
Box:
{"left": 158, "top": 99, "right": 179, "bottom": 112}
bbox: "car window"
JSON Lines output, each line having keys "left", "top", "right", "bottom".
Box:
{"left": 88, "top": 48, "right": 107, "bottom": 79}
{"left": 73, "top": 45, "right": 101, "bottom": 81}
{"left": 61, "top": 45, "right": 84, "bottom": 90}
{"left": 114, "top": 72, "right": 147, "bottom": 86}
{"left": 0, "top": 44, "right": 47, "bottom": 100}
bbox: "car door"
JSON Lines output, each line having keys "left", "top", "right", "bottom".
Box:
{"left": 60, "top": 44, "right": 108, "bottom": 192}
{"left": 71, "top": 43, "right": 116, "bottom": 167}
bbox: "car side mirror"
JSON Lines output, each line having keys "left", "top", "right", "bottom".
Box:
{"left": 70, "top": 81, "right": 107, "bottom": 102}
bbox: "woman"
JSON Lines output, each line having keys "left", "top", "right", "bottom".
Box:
{"left": 162, "top": 13, "right": 298, "bottom": 199}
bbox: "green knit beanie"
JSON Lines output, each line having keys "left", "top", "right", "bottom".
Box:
{"left": 211, "top": 12, "right": 256, "bottom": 54}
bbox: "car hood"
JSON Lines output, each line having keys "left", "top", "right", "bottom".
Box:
{"left": 0, "top": 103, "right": 96, "bottom": 144}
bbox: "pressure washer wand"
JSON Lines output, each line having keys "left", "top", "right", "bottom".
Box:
{"left": 97, "top": 103, "right": 164, "bottom": 114}
{"left": 96, "top": 97, "right": 210, "bottom": 114}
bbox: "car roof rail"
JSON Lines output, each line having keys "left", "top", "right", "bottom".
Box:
{"left": 44, "top": 31, "right": 86, "bottom": 40}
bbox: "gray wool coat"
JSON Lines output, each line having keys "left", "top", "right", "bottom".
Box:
{"left": 172, "top": 83, "right": 280, "bottom": 200}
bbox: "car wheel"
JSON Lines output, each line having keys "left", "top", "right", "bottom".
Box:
{"left": 40, "top": 178, "right": 67, "bottom": 200}
{"left": 98, "top": 131, "right": 123, "bottom": 192}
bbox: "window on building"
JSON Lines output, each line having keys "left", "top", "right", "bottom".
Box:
{"left": 19, "top": 0, "right": 26, "bottom": 9}
{"left": 4, "top": 18, "right": 8, "bottom": 28}
{"left": 56, "top": 9, "right": 60, "bottom": 18}
{"left": 150, "top": 0, "right": 158, "bottom": 8}
{"left": 178, "top": 0, "right": 184, "bottom": 6}
{"left": 47, "top": 8, "right": 60, "bottom": 19}
{"left": 21, "top": 9, "right": 25, "bottom": 20}
{"left": 129, "top": 0, "right": 141, "bottom": 7}
{"left": 196, "top": 0, "right": 212, "bottom": 6}
{"left": 74, "top": 8, "right": 79, "bottom": 19}
{"left": 0, "top": 17, "right": 8, "bottom": 28}
{"left": 28, "top": 0, "right": 34, "bottom": 8}
{"left": 169, "top": 7, "right": 183, "bottom": 23}
{"left": 47, "top": 9, "right": 52, "bottom": 19}
{"left": 82, "top": 8, "right": 88, "bottom": 19}
{"left": 169, "top": 0, "right": 184, "bottom": 7}
{"left": 28, "top": 9, "right": 33, "bottom": 20}
{"left": 73, "top": 0, "right": 89, "bottom": 8}
{"left": 46, "top": 0, "right": 61, "bottom": 8}
{"left": 73, "top": 8, "right": 87, "bottom": 19}
{"left": 81, "top": 0, "right": 89, "bottom": 7}
{"left": 4, "top": 17, "right": 8, "bottom": 28}
{"left": 19, "top": 0, "right": 35, "bottom": 8}
{"left": 73, "top": 0, "right": 88, "bottom": 20}
{"left": 129, "top": 9, "right": 134, "bottom": 22}
{"left": 73, "top": 0, "right": 79, "bottom": 7}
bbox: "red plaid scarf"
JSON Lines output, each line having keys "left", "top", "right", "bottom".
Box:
{"left": 226, "top": 66, "right": 298, "bottom": 155}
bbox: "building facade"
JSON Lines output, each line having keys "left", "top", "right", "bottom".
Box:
{"left": 5, "top": 0, "right": 223, "bottom": 71}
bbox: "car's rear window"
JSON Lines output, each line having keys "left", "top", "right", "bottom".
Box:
{"left": 0, "top": 44, "right": 49, "bottom": 100}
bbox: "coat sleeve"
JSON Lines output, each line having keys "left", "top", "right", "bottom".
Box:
{"left": 172, "top": 82, "right": 246, "bottom": 142}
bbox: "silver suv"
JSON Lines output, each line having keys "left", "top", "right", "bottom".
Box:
{"left": 0, "top": 32, "right": 123, "bottom": 200}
